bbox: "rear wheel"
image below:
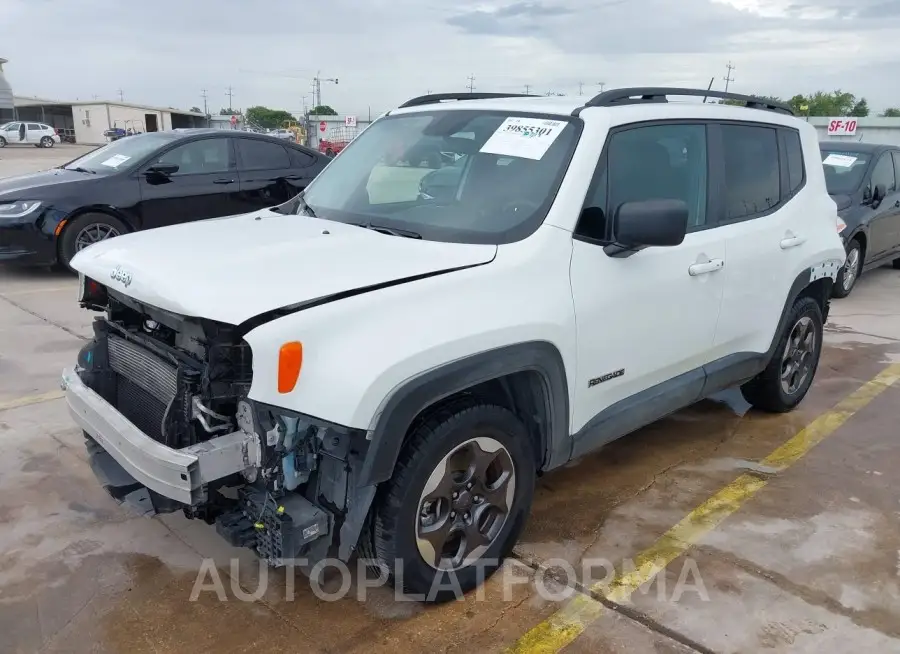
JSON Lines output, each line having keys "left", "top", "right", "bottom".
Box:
{"left": 892, "top": 258, "right": 900, "bottom": 270}
{"left": 741, "top": 296, "right": 823, "bottom": 413}
{"left": 360, "top": 399, "right": 535, "bottom": 602}
{"left": 41, "top": 136, "right": 54, "bottom": 148}
{"left": 832, "top": 238, "right": 862, "bottom": 298}
{"left": 58, "top": 213, "right": 128, "bottom": 271}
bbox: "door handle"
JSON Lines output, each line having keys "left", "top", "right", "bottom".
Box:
{"left": 213, "top": 178, "right": 235, "bottom": 185}
{"left": 780, "top": 236, "right": 805, "bottom": 249}
{"left": 688, "top": 259, "right": 724, "bottom": 276}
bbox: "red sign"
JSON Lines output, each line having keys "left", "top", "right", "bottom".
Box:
{"left": 827, "top": 118, "right": 857, "bottom": 136}
{"left": 319, "top": 121, "right": 327, "bottom": 132}
{"left": 230, "top": 115, "right": 237, "bottom": 125}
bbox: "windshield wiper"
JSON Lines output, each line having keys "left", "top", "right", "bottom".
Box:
{"left": 67, "top": 166, "right": 96, "bottom": 174}
{"left": 295, "top": 194, "right": 318, "bottom": 218}
{"left": 353, "top": 222, "right": 422, "bottom": 239}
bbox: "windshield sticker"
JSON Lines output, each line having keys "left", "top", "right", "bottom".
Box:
{"left": 822, "top": 153, "right": 858, "bottom": 168}
{"left": 479, "top": 117, "right": 566, "bottom": 160}
{"left": 100, "top": 154, "right": 131, "bottom": 168}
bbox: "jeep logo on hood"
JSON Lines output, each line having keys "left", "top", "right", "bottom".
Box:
{"left": 110, "top": 265, "right": 133, "bottom": 287}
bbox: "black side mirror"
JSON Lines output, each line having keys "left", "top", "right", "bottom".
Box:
{"left": 144, "top": 163, "right": 179, "bottom": 177}
{"left": 872, "top": 183, "right": 886, "bottom": 208}
{"left": 606, "top": 199, "right": 688, "bottom": 256}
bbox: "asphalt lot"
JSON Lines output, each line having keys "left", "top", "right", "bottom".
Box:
{"left": 2, "top": 147, "right": 900, "bottom": 653}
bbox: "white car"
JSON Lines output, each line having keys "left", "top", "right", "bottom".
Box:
{"left": 62, "top": 87, "right": 845, "bottom": 600}
{"left": 0, "top": 121, "right": 61, "bottom": 147}
{"left": 267, "top": 128, "right": 295, "bottom": 141}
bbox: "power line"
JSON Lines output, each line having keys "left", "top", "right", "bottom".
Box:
{"left": 225, "top": 86, "right": 234, "bottom": 110}
{"left": 467, "top": 74, "right": 475, "bottom": 93}
{"left": 723, "top": 62, "right": 735, "bottom": 93}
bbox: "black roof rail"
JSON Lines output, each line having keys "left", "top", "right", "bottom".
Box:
{"left": 579, "top": 87, "right": 795, "bottom": 116}
{"left": 398, "top": 92, "right": 540, "bottom": 109}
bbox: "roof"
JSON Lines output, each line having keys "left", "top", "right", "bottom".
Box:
{"left": 818, "top": 141, "right": 892, "bottom": 153}
{"left": 12, "top": 95, "right": 206, "bottom": 116}
{"left": 390, "top": 94, "right": 806, "bottom": 129}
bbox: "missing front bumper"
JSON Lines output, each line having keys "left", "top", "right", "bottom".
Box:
{"left": 61, "top": 367, "right": 260, "bottom": 507}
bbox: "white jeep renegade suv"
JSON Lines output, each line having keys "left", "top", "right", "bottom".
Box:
{"left": 63, "top": 87, "right": 845, "bottom": 600}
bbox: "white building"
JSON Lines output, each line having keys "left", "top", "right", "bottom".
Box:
{"left": 11, "top": 96, "right": 207, "bottom": 144}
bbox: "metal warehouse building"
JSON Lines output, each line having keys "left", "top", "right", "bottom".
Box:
{"left": 11, "top": 95, "right": 207, "bottom": 144}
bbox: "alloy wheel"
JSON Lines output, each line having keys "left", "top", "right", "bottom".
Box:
{"left": 780, "top": 316, "right": 816, "bottom": 395}
{"left": 74, "top": 223, "right": 120, "bottom": 251}
{"left": 842, "top": 246, "right": 860, "bottom": 292}
{"left": 415, "top": 436, "right": 516, "bottom": 571}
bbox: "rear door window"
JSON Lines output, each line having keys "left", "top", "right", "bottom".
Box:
{"left": 719, "top": 124, "right": 781, "bottom": 221}
{"left": 237, "top": 139, "right": 291, "bottom": 171}
{"left": 26, "top": 123, "right": 42, "bottom": 131}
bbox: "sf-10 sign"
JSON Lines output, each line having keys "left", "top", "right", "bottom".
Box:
{"left": 827, "top": 118, "right": 858, "bottom": 136}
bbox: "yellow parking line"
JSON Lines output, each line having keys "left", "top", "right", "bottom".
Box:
{"left": 507, "top": 363, "right": 900, "bottom": 653}
{"left": 0, "top": 389, "right": 65, "bottom": 412}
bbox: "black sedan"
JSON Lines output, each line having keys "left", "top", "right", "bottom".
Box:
{"left": 821, "top": 141, "right": 900, "bottom": 297}
{"left": 0, "top": 129, "right": 328, "bottom": 269}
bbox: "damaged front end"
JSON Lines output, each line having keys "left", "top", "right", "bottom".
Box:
{"left": 64, "top": 284, "right": 374, "bottom": 568}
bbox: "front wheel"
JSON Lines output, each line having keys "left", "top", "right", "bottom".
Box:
{"left": 892, "top": 258, "right": 900, "bottom": 270}
{"left": 0, "top": 136, "right": 6, "bottom": 147}
{"left": 361, "top": 400, "right": 535, "bottom": 602}
{"left": 832, "top": 238, "right": 862, "bottom": 298}
{"left": 58, "top": 213, "right": 128, "bottom": 271}
{"left": 741, "top": 296, "right": 823, "bottom": 413}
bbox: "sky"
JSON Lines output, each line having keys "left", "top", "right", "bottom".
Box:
{"left": 2, "top": 0, "right": 899, "bottom": 117}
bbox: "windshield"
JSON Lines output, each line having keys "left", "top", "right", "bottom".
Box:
{"left": 299, "top": 109, "right": 580, "bottom": 244}
{"left": 63, "top": 133, "right": 176, "bottom": 173}
{"left": 820, "top": 149, "right": 872, "bottom": 195}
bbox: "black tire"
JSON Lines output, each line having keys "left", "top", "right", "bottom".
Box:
{"left": 58, "top": 213, "right": 128, "bottom": 271}
{"left": 41, "top": 136, "right": 54, "bottom": 148}
{"left": 360, "top": 399, "right": 535, "bottom": 602}
{"left": 892, "top": 258, "right": 900, "bottom": 270}
{"left": 0, "top": 136, "right": 6, "bottom": 147}
{"left": 832, "top": 238, "right": 862, "bottom": 298}
{"left": 741, "top": 296, "right": 823, "bottom": 413}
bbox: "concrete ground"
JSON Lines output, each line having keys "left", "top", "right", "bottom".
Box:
{"left": 0, "top": 143, "right": 96, "bottom": 177}
{"left": 2, "top": 149, "right": 900, "bottom": 653}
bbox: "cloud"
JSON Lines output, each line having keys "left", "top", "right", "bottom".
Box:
{"left": 1, "top": 0, "right": 898, "bottom": 115}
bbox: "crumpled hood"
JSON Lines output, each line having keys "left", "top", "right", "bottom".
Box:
{"left": 70, "top": 210, "right": 496, "bottom": 325}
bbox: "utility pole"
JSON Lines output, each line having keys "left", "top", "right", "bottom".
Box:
{"left": 311, "top": 71, "right": 338, "bottom": 110}
{"left": 201, "top": 89, "right": 209, "bottom": 116}
{"left": 225, "top": 86, "right": 234, "bottom": 111}
{"left": 578, "top": 81, "right": 584, "bottom": 96}
{"left": 597, "top": 81, "right": 606, "bottom": 93}
{"left": 467, "top": 74, "right": 475, "bottom": 93}
{"left": 524, "top": 84, "right": 531, "bottom": 94}
{"left": 117, "top": 88, "right": 124, "bottom": 102}
{"left": 723, "top": 62, "right": 735, "bottom": 93}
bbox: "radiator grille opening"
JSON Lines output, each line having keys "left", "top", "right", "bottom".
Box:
{"left": 116, "top": 375, "right": 167, "bottom": 442}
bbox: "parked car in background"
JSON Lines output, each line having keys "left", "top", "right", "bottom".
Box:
{"left": 0, "top": 121, "right": 61, "bottom": 148}
{"left": 267, "top": 129, "right": 295, "bottom": 142}
{"left": 820, "top": 142, "right": 900, "bottom": 297}
{"left": 0, "top": 129, "right": 327, "bottom": 269}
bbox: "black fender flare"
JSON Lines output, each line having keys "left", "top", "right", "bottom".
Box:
{"left": 764, "top": 265, "right": 837, "bottom": 364}
{"left": 357, "top": 341, "right": 571, "bottom": 488}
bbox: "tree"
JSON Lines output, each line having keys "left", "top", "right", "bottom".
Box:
{"left": 245, "top": 105, "right": 297, "bottom": 129}
{"left": 189, "top": 106, "right": 202, "bottom": 113}
{"left": 721, "top": 94, "right": 784, "bottom": 107}
{"left": 787, "top": 90, "right": 869, "bottom": 117}
{"left": 881, "top": 107, "right": 900, "bottom": 117}
{"left": 307, "top": 105, "right": 337, "bottom": 116}
{"left": 219, "top": 107, "right": 239, "bottom": 115}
